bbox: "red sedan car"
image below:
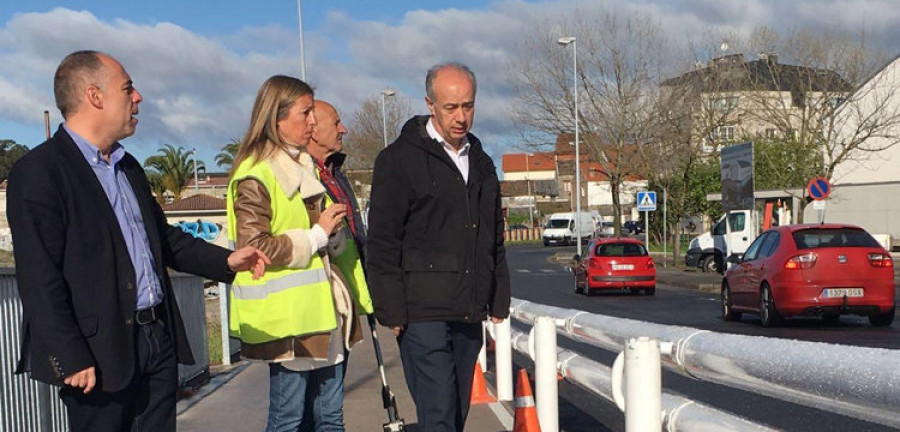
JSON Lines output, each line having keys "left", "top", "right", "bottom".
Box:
{"left": 721, "top": 224, "right": 895, "bottom": 327}
{"left": 573, "top": 237, "right": 656, "bottom": 295}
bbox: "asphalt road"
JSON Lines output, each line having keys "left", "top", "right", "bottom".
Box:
{"left": 506, "top": 243, "right": 899, "bottom": 432}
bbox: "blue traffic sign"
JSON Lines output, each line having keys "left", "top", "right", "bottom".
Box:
{"left": 637, "top": 191, "right": 657, "bottom": 211}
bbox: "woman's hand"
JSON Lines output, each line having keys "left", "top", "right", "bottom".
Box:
{"left": 318, "top": 203, "right": 348, "bottom": 235}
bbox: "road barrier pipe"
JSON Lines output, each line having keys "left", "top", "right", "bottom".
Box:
{"left": 509, "top": 326, "right": 777, "bottom": 431}
{"left": 510, "top": 297, "right": 900, "bottom": 429}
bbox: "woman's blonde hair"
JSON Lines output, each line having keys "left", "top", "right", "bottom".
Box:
{"left": 232, "top": 75, "right": 314, "bottom": 173}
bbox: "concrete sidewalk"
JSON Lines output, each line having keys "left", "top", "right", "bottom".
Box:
{"left": 176, "top": 320, "right": 512, "bottom": 432}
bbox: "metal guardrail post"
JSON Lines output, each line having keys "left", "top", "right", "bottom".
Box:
{"left": 612, "top": 337, "right": 661, "bottom": 432}
{"left": 218, "top": 282, "right": 231, "bottom": 366}
{"left": 478, "top": 322, "right": 487, "bottom": 373}
{"left": 494, "top": 319, "right": 513, "bottom": 401}
{"left": 534, "top": 316, "right": 559, "bottom": 432}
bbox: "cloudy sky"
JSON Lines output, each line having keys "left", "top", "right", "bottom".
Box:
{"left": 1, "top": 0, "right": 898, "bottom": 167}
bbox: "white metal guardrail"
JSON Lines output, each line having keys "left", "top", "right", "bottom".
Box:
{"left": 506, "top": 297, "right": 900, "bottom": 430}
{"left": 501, "top": 319, "right": 777, "bottom": 431}
{"left": 0, "top": 270, "right": 210, "bottom": 432}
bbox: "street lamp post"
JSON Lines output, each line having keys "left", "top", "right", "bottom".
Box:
{"left": 559, "top": 36, "right": 581, "bottom": 256}
{"left": 381, "top": 89, "right": 396, "bottom": 147}
{"left": 297, "top": 0, "right": 306, "bottom": 81}
{"left": 191, "top": 147, "right": 199, "bottom": 194}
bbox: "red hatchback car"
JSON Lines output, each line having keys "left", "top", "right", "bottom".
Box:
{"left": 721, "top": 224, "right": 895, "bottom": 327}
{"left": 573, "top": 238, "right": 656, "bottom": 295}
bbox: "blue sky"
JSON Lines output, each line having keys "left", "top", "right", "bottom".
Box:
{"left": 1, "top": 1, "right": 898, "bottom": 169}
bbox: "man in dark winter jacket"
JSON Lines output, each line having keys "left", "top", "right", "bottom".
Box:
{"left": 367, "top": 62, "right": 511, "bottom": 432}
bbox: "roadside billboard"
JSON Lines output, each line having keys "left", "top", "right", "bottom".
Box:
{"left": 720, "top": 142, "right": 754, "bottom": 211}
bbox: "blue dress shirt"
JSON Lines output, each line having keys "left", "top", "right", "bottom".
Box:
{"left": 65, "top": 125, "right": 163, "bottom": 310}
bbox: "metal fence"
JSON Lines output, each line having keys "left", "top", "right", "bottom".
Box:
{"left": 1, "top": 269, "right": 209, "bottom": 432}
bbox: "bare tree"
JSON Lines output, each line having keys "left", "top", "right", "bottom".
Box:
{"left": 734, "top": 26, "right": 898, "bottom": 220}
{"left": 647, "top": 37, "right": 756, "bottom": 260}
{"left": 342, "top": 94, "right": 414, "bottom": 170}
{"left": 510, "top": 9, "right": 666, "bottom": 235}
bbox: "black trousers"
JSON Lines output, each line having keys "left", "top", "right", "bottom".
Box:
{"left": 60, "top": 319, "right": 178, "bottom": 432}
{"left": 398, "top": 321, "right": 483, "bottom": 432}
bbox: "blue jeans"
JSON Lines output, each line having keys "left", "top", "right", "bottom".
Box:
{"left": 266, "top": 360, "right": 346, "bottom": 432}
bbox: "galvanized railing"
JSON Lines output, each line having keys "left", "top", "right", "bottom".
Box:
{"left": 1, "top": 269, "right": 209, "bottom": 432}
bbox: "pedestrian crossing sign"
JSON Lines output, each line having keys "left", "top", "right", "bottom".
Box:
{"left": 637, "top": 191, "right": 657, "bottom": 211}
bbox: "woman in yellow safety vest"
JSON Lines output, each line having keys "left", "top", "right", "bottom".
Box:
{"left": 227, "top": 75, "right": 361, "bottom": 432}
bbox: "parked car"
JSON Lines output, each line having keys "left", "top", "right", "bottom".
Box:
{"left": 508, "top": 223, "right": 529, "bottom": 230}
{"left": 595, "top": 221, "right": 614, "bottom": 237}
{"left": 623, "top": 220, "right": 644, "bottom": 234}
{"left": 572, "top": 238, "right": 656, "bottom": 295}
{"left": 721, "top": 224, "right": 895, "bottom": 327}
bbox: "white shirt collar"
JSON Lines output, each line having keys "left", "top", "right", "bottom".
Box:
{"left": 426, "top": 117, "right": 470, "bottom": 155}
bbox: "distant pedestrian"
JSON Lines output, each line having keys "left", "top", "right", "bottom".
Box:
{"left": 7, "top": 50, "right": 269, "bottom": 432}
{"left": 367, "top": 62, "right": 511, "bottom": 432}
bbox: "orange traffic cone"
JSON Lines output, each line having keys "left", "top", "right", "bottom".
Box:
{"left": 513, "top": 368, "right": 541, "bottom": 432}
{"left": 470, "top": 361, "right": 496, "bottom": 404}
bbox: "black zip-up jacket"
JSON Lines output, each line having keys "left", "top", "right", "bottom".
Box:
{"left": 366, "top": 116, "right": 511, "bottom": 326}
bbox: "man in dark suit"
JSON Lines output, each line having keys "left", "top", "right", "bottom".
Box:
{"left": 6, "top": 50, "right": 269, "bottom": 432}
{"left": 367, "top": 63, "right": 510, "bottom": 432}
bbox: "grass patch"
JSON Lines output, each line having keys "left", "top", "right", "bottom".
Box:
{"left": 0, "top": 250, "right": 15, "bottom": 267}
{"left": 207, "top": 317, "right": 223, "bottom": 366}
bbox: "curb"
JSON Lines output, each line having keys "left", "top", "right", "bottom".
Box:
{"left": 176, "top": 361, "right": 251, "bottom": 416}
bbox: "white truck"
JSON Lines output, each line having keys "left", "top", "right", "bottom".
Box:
{"left": 542, "top": 211, "right": 599, "bottom": 246}
{"left": 685, "top": 209, "right": 758, "bottom": 273}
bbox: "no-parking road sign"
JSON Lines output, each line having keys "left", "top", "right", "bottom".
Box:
{"left": 807, "top": 177, "right": 832, "bottom": 201}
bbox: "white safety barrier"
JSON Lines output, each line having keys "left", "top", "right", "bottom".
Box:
{"left": 508, "top": 326, "right": 778, "bottom": 431}
{"left": 532, "top": 317, "right": 559, "bottom": 432}
{"left": 493, "top": 320, "right": 514, "bottom": 401}
{"left": 611, "top": 337, "right": 663, "bottom": 431}
{"left": 509, "top": 298, "right": 900, "bottom": 429}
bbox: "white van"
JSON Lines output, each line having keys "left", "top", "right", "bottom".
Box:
{"left": 542, "top": 211, "right": 599, "bottom": 246}
{"left": 685, "top": 210, "right": 758, "bottom": 272}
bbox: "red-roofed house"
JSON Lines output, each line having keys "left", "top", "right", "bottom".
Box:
{"left": 182, "top": 172, "right": 230, "bottom": 200}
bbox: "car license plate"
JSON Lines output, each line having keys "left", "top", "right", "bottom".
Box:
{"left": 612, "top": 264, "right": 634, "bottom": 271}
{"left": 822, "top": 288, "right": 863, "bottom": 298}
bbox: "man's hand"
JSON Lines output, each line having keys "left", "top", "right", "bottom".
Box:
{"left": 392, "top": 325, "right": 405, "bottom": 337}
{"left": 228, "top": 246, "right": 271, "bottom": 280}
{"left": 490, "top": 316, "right": 504, "bottom": 324}
{"left": 64, "top": 366, "right": 96, "bottom": 394}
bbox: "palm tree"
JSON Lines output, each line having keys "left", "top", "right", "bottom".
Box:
{"left": 143, "top": 144, "right": 204, "bottom": 201}
{"left": 216, "top": 138, "right": 240, "bottom": 170}
{"left": 146, "top": 171, "right": 169, "bottom": 205}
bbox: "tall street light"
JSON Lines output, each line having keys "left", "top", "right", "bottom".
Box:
{"left": 297, "top": 0, "right": 306, "bottom": 80}
{"left": 381, "top": 89, "right": 396, "bottom": 147}
{"left": 191, "top": 147, "right": 199, "bottom": 194}
{"left": 558, "top": 36, "right": 581, "bottom": 256}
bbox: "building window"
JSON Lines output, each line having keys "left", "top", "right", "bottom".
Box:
{"left": 564, "top": 181, "right": 571, "bottom": 192}
{"left": 709, "top": 96, "right": 739, "bottom": 113}
{"left": 709, "top": 126, "right": 736, "bottom": 142}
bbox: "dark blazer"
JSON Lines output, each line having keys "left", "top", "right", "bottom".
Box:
{"left": 366, "top": 116, "right": 510, "bottom": 327}
{"left": 7, "top": 126, "right": 233, "bottom": 392}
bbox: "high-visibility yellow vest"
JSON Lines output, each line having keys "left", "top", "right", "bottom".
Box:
{"left": 320, "top": 190, "right": 374, "bottom": 315}
{"left": 226, "top": 158, "right": 336, "bottom": 344}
